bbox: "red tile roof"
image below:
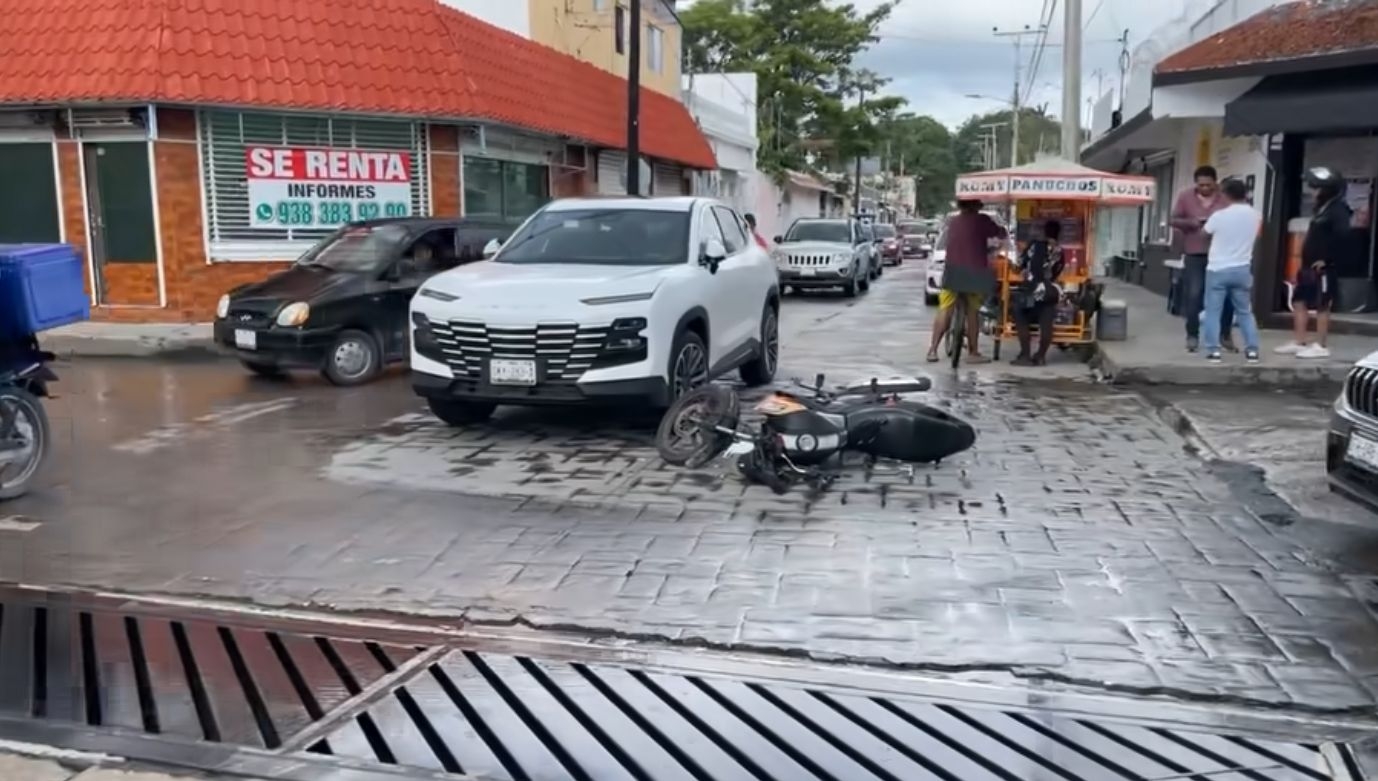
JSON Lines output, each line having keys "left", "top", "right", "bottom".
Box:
{"left": 1157, "top": 0, "right": 1378, "bottom": 77}
{"left": 0, "top": 0, "right": 716, "bottom": 169}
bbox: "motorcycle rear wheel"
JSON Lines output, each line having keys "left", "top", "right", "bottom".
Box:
{"left": 655, "top": 385, "right": 740, "bottom": 468}
{"left": 0, "top": 387, "right": 49, "bottom": 500}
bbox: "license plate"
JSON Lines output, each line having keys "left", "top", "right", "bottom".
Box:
{"left": 799, "top": 267, "right": 817, "bottom": 277}
{"left": 1347, "top": 433, "right": 1378, "bottom": 471}
{"left": 490, "top": 359, "right": 537, "bottom": 386}
{"left": 234, "top": 329, "right": 257, "bottom": 350}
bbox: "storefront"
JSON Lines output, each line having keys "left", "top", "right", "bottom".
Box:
{"left": 0, "top": 0, "right": 716, "bottom": 322}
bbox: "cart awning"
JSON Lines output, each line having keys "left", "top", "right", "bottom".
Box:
{"left": 956, "top": 159, "right": 1156, "bottom": 205}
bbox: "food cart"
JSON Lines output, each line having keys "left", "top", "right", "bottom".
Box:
{"left": 954, "top": 159, "right": 1156, "bottom": 361}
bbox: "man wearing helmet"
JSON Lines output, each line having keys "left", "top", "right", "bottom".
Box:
{"left": 1277, "top": 167, "right": 1352, "bottom": 358}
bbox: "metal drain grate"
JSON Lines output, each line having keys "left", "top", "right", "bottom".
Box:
{"left": 322, "top": 649, "right": 1333, "bottom": 781}
{"left": 0, "top": 597, "right": 422, "bottom": 752}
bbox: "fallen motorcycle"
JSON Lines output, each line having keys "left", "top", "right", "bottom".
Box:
{"left": 0, "top": 336, "right": 56, "bottom": 500}
{"left": 655, "top": 374, "right": 976, "bottom": 494}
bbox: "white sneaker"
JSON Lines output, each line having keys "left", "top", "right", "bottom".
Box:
{"left": 1297, "top": 343, "right": 1331, "bottom": 359}
{"left": 1274, "top": 341, "right": 1305, "bottom": 355}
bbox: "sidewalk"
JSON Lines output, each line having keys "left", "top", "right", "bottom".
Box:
{"left": 0, "top": 753, "right": 253, "bottom": 781}
{"left": 41, "top": 322, "right": 217, "bottom": 360}
{"left": 1095, "top": 279, "right": 1371, "bottom": 386}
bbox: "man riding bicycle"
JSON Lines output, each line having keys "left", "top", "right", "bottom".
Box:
{"left": 927, "top": 199, "right": 1008, "bottom": 364}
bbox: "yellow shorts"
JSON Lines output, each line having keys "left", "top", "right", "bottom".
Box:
{"left": 938, "top": 290, "right": 984, "bottom": 311}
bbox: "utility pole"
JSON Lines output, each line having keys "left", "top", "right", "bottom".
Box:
{"left": 853, "top": 83, "right": 866, "bottom": 215}
{"left": 979, "top": 122, "right": 1007, "bottom": 170}
{"left": 625, "top": 0, "right": 642, "bottom": 195}
{"left": 1061, "top": 0, "right": 1083, "bottom": 159}
{"left": 993, "top": 26, "right": 1044, "bottom": 168}
{"left": 1116, "top": 29, "right": 1131, "bottom": 111}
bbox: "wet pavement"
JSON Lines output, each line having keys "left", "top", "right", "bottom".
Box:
{"left": 7, "top": 264, "right": 1378, "bottom": 717}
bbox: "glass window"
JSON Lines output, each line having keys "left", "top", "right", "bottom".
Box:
{"left": 872, "top": 224, "right": 896, "bottom": 239}
{"left": 712, "top": 206, "right": 747, "bottom": 253}
{"left": 898, "top": 221, "right": 922, "bottom": 235}
{"left": 0, "top": 143, "right": 60, "bottom": 244}
{"left": 198, "top": 109, "right": 428, "bottom": 255}
{"left": 615, "top": 5, "right": 626, "bottom": 54}
{"left": 297, "top": 224, "right": 409, "bottom": 272}
{"left": 463, "top": 157, "right": 550, "bottom": 223}
{"left": 498, "top": 208, "right": 689, "bottom": 266}
{"left": 648, "top": 26, "right": 664, "bottom": 73}
{"left": 1143, "top": 158, "right": 1175, "bottom": 245}
{"left": 785, "top": 220, "right": 850, "bottom": 243}
{"left": 700, "top": 207, "right": 725, "bottom": 247}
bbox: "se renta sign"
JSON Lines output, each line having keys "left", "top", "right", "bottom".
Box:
{"left": 245, "top": 146, "right": 413, "bottom": 229}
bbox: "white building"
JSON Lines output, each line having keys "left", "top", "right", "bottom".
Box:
{"left": 683, "top": 73, "right": 759, "bottom": 216}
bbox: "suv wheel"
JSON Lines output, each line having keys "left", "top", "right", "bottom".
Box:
{"left": 322, "top": 329, "right": 382, "bottom": 386}
{"left": 428, "top": 398, "right": 496, "bottom": 427}
{"left": 843, "top": 276, "right": 860, "bottom": 297}
{"left": 668, "top": 330, "right": 709, "bottom": 402}
{"left": 859, "top": 273, "right": 871, "bottom": 293}
{"left": 739, "top": 303, "right": 779, "bottom": 386}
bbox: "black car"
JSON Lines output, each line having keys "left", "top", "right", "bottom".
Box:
{"left": 213, "top": 217, "right": 513, "bottom": 385}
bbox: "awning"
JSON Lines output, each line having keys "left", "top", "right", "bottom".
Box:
{"left": 1225, "top": 65, "right": 1378, "bottom": 136}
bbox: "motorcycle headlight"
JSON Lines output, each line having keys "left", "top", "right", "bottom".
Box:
{"left": 216, "top": 294, "right": 230, "bottom": 319}
{"left": 796, "top": 433, "right": 818, "bottom": 452}
{"left": 276, "top": 302, "right": 310, "bottom": 327}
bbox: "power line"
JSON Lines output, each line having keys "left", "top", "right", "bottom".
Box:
{"left": 1022, "top": 0, "right": 1058, "bottom": 106}
{"left": 1084, "top": 0, "right": 1106, "bottom": 30}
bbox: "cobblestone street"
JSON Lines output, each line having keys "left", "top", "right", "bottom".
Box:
{"left": 7, "top": 264, "right": 1378, "bottom": 717}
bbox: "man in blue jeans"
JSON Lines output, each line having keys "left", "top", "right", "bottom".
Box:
{"left": 1201, "top": 178, "right": 1262, "bottom": 363}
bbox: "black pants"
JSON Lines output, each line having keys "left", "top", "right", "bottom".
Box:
{"left": 1014, "top": 302, "right": 1056, "bottom": 359}
{"left": 1183, "top": 254, "right": 1234, "bottom": 341}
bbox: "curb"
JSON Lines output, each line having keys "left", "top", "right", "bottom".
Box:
{"left": 1094, "top": 343, "right": 1349, "bottom": 388}
{"left": 42, "top": 335, "right": 225, "bottom": 362}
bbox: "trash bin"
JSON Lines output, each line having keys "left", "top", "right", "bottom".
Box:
{"left": 1097, "top": 298, "right": 1128, "bottom": 341}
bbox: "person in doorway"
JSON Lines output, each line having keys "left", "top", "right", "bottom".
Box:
{"left": 927, "top": 199, "right": 1007, "bottom": 364}
{"left": 1201, "top": 178, "right": 1262, "bottom": 363}
{"left": 1171, "top": 165, "right": 1236, "bottom": 353}
{"left": 1277, "top": 167, "right": 1352, "bottom": 359}
{"left": 1011, "top": 220, "right": 1067, "bottom": 366}
{"left": 744, "top": 213, "right": 769, "bottom": 249}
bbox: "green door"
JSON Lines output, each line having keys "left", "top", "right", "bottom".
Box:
{"left": 0, "top": 143, "right": 61, "bottom": 244}
{"left": 83, "top": 142, "right": 157, "bottom": 303}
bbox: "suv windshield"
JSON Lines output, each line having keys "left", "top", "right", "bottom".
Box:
{"left": 497, "top": 209, "right": 689, "bottom": 265}
{"left": 898, "top": 222, "right": 922, "bottom": 234}
{"left": 873, "top": 224, "right": 896, "bottom": 239}
{"left": 785, "top": 221, "right": 850, "bottom": 243}
{"left": 298, "top": 225, "right": 409, "bottom": 272}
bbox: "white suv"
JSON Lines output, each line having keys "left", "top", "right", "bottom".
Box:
{"left": 409, "top": 197, "right": 781, "bottom": 424}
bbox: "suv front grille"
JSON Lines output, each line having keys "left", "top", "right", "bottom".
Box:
{"left": 785, "top": 253, "right": 841, "bottom": 266}
{"left": 428, "top": 320, "right": 611, "bottom": 382}
{"left": 1347, "top": 366, "right": 1378, "bottom": 418}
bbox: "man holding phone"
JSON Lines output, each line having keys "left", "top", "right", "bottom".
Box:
{"left": 1172, "top": 165, "right": 1235, "bottom": 353}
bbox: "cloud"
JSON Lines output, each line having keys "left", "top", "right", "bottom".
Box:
{"left": 682, "top": 0, "right": 1197, "bottom": 128}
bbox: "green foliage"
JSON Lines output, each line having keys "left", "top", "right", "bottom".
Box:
{"left": 952, "top": 107, "right": 1064, "bottom": 173}
{"left": 877, "top": 113, "right": 957, "bottom": 216}
{"left": 681, "top": 0, "right": 899, "bottom": 176}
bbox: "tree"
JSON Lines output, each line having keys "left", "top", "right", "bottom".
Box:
{"left": 952, "top": 108, "right": 1064, "bottom": 173}
{"left": 681, "top": 0, "right": 899, "bottom": 176}
{"left": 877, "top": 113, "right": 957, "bottom": 216}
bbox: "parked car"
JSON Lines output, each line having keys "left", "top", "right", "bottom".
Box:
{"left": 872, "top": 223, "right": 902, "bottom": 267}
{"left": 772, "top": 217, "right": 876, "bottom": 296}
{"left": 409, "top": 197, "right": 780, "bottom": 424}
{"left": 214, "top": 217, "right": 513, "bottom": 385}
{"left": 924, "top": 225, "right": 948, "bottom": 305}
{"left": 1328, "top": 354, "right": 1378, "bottom": 509}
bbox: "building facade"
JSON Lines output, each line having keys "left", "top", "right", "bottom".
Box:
{"left": 683, "top": 73, "right": 760, "bottom": 218}
{"left": 0, "top": 0, "right": 714, "bottom": 323}
{"left": 446, "top": 0, "right": 683, "bottom": 97}
{"left": 1082, "top": 0, "right": 1378, "bottom": 327}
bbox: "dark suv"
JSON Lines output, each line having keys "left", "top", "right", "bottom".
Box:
{"left": 213, "top": 217, "right": 513, "bottom": 385}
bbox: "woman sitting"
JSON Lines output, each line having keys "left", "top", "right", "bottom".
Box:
{"left": 1011, "top": 219, "right": 1067, "bottom": 366}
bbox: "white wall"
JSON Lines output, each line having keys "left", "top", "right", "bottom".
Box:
{"left": 442, "top": 0, "right": 530, "bottom": 37}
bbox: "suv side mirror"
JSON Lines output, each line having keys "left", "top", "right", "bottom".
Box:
{"left": 700, "top": 237, "right": 727, "bottom": 273}
{"left": 772, "top": 235, "right": 784, "bottom": 244}
{"left": 482, "top": 238, "right": 501, "bottom": 258}
{"left": 381, "top": 263, "right": 402, "bottom": 282}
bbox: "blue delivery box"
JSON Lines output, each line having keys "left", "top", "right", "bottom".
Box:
{"left": 0, "top": 244, "right": 91, "bottom": 339}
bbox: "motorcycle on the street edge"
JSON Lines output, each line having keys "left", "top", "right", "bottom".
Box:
{"left": 655, "top": 374, "right": 976, "bottom": 494}
{"left": 0, "top": 336, "right": 56, "bottom": 500}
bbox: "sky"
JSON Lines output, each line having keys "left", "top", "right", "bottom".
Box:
{"left": 681, "top": 0, "right": 1203, "bottom": 130}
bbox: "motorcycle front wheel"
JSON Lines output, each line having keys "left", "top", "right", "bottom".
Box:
{"left": 655, "top": 385, "right": 740, "bottom": 468}
{"left": 0, "top": 387, "right": 49, "bottom": 500}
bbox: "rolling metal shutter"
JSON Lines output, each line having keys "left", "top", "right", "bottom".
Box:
{"left": 653, "top": 162, "right": 685, "bottom": 196}
{"left": 597, "top": 150, "right": 626, "bottom": 195}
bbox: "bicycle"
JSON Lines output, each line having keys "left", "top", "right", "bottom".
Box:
{"left": 945, "top": 294, "right": 968, "bottom": 370}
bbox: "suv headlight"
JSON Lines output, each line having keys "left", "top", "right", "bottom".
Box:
{"left": 276, "top": 302, "right": 310, "bottom": 327}
{"left": 216, "top": 294, "right": 230, "bottom": 319}
{"left": 832, "top": 252, "right": 851, "bottom": 265}
{"left": 593, "top": 317, "right": 649, "bottom": 369}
